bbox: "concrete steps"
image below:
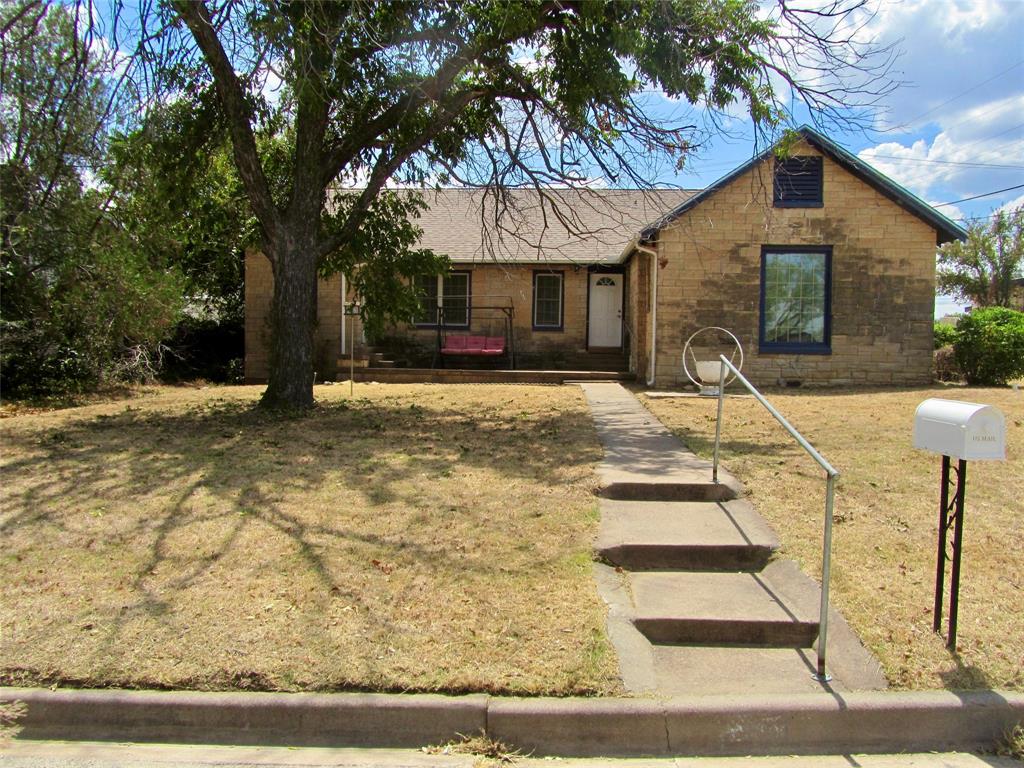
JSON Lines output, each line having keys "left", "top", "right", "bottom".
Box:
{"left": 629, "top": 569, "right": 820, "bottom": 647}
{"left": 595, "top": 499, "right": 777, "bottom": 571}
{"left": 579, "top": 382, "right": 885, "bottom": 696}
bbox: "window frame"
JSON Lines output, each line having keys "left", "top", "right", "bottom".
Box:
{"left": 413, "top": 271, "right": 472, "bottom": 328}
{"left": 532, "top": 270, "right": 565, "bottom": 331}
{"left": 758, "top": 245, "right": 832, "bottom": 355}
{"left": 773, "top": 156, "right": 824, "bottom": 208}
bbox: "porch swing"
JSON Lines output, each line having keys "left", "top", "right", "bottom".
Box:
{"left": 433, "top": 296, "right": 516, "bottom": 369}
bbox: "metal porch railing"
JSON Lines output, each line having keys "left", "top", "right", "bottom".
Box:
{"left": 712, "top": 354, "right": 839, "bottom": 681}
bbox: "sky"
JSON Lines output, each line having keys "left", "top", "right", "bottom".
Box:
{"left": 648, "top": 0, "right": 1024, "bottom": 318}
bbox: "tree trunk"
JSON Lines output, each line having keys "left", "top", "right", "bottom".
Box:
{"left": 261, "top": 230, "right": 318, "bottom": 410}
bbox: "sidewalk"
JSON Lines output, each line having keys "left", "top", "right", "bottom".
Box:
{"left": 0, "top": 741, "right": 1018, "bottom": 768}
{"left": 578, "top": 383, "right": 883, "bottom": 695}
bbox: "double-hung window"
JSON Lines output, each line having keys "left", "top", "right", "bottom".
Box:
{"left": 414, "top": 272, "right": 470, "bottom": 326}
{"left": 533, "top": 271, "right": 564, "bottom": 330}
{"left": 759, "top": 247, "right": 831, "bottom": 354}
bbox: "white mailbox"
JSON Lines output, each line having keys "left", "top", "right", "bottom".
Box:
{"left": 913, "top": 398, "right": 1005, "bottom": 461}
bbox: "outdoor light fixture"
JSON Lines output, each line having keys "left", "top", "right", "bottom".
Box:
{"left": 913, "top": 399, "right": 1006, "bottom": 649}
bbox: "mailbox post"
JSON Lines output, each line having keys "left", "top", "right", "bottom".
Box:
{"left": 913, "top": 399, "right": 1005, "bottom": 649}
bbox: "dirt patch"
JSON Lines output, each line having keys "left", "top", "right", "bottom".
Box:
{"left": 0, "top": 383, "right": 619, "bottom": 696}
{"left": 641, "top": 385, "right": 1023, "bottom": 691}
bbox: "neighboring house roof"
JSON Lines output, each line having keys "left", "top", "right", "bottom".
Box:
{"left": 638, "top": 126, "right": 968, "bottom": 246}
{"left": 412, "top": 187, "right": 694, "bottom": 264}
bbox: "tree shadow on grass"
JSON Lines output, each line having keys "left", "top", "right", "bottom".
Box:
{"left": 0, "top": 392, "right": 604, "bottom": 692}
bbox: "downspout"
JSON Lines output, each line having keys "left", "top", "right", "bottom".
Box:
{"left": 634, "top": 243, "right": 659, "bottom": 387}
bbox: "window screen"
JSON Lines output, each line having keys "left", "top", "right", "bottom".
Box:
{"left": 414, "top": 272, "right": 469, "bottom": 326}
{"left": 533, "top": 273, "right": 563, "bottom": 328}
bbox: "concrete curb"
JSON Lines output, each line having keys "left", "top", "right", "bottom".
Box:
{"left": 2, "top": 688, "right": 1022, "bottom": 757}
{"left": 0, "top": 688, "right": 487, "bottom": 749}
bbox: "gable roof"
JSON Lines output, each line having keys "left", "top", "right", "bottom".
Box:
{"left": 412, "top": 187, "right": 694, "bottom": 265}
{"left": 638, "top": 126, "right": 968, "bottom": 246}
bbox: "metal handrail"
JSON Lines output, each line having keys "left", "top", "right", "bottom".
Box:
{"left": 712, "top": 355, "right": 839, "bottom": 682}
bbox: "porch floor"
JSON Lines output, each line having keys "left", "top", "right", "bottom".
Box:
{"left": 343, "top": 366, "right": 633, "bottom": 385}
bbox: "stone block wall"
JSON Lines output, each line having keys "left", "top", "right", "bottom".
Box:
{"left": 244, "top": 254, "right": 597, "bottom": 380}
{"left": 245, "top": 252, "right": 364, "bottom": 383}
{"left": 652, "top": 141, "right": 938, "bottom": 388}
{"left": 393, "top": 263, "right": 591, "bottom": 368}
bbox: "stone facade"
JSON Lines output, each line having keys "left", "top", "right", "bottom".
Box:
{"left": 390, "top": 263, "right": 593, "bottom": 368}
{"left": 245, "top": 252, "right": 363, "bottom": 382}
{"left": 245, "top": 135, "right": 954, "bottom": 386}
{"left": 647, "top": 141, "right": 938, "bottom": 388}
{"left": 244, "top": 254, "right": 608, "bottom": 381}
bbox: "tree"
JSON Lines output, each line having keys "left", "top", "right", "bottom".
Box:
{"left": 0, "top": 2, "right": 183, "bottom": 396}
{"left": 105, "top": 104, "right": 258, "bottom": 326}
{"left": 105, "top": 0, "right": 892, "bottom": 409}
{"left": 938, "top": 206, "right": 1024, "bottom": 309}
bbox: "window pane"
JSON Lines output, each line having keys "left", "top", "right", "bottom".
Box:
{"left": 414, "top": 275, "right": 439, "bottom": 324}
{"left": 534, "top": 274, "right": 562, "bottom": 327}
{"left": 763, "top": 252, "right": 826, "bottom": 346}
{"left": 442, "top": 272, "right": 469, "bottom": 326}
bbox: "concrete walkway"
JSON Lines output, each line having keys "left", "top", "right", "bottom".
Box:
{"left": 1, "top": 741, "right": 1018, "bottom": 768}
{"left": 579, "top": 383, "right": 885, "bottom": 696}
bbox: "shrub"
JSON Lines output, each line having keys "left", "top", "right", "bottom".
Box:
{"left": 933, "top": 321, "right": 959, "bottom": 350}
{"left": 160, "top": 316, "right": 244, "bottom": 383}
{"left": 953, "top": 307, "right": 1024, "bottom": 385}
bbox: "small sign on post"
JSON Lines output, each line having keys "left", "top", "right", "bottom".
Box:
{"left": 913, "top": 399, "right": 1006, "bottom": 649}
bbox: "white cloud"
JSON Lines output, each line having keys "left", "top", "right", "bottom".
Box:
{"left": 864, "top": 0, "right": 1024, "bottom": 132}
{"left": 857, "top": 93, "right": 1024, "bottom": 203}
{"left": 998, "top": 193, "right": 1024, "bottom": 214}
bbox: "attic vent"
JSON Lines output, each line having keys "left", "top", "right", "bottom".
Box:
{"left": 774, "top": 156, "right": 823, "bottom": 208}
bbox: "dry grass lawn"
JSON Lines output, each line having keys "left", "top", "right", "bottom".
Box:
{"left": 0, "top": 383, "right": 620, "bottom": 696}
{"left": 641, "top": 385, "right": 1023, "bottom": 691}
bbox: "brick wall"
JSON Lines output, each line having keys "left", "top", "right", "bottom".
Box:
{"left": 652, "top": 142, "right": 938, "bottom": 388}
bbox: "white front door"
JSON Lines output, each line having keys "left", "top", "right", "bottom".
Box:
{"left": 588, "top": 272, "right": 623, "bottom": 348}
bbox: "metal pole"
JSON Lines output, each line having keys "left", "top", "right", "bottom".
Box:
{"left": 713, "top": 359, "right": 725, "bottom": 483}
{"left": 816, "top": 472, "right": 836, "bottom": 681}
{"left": 947, "top": 459, "right": 967, "bottom": 649}
{"left": 933, "top": 455, "right": 951, "bottom": 633}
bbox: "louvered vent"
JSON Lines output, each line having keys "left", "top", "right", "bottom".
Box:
{"left": 774, "top": 156, "right": 823, "bottom": 207}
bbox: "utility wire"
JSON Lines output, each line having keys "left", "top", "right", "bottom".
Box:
{"left": 861, "top": 155, "right": 1024, "bottom": 170}
{"left": 935, "top": 183, "right": 1024, "bottom": 207}
{"left": 886, "top": 60, "right": 1024, "bottom": 132}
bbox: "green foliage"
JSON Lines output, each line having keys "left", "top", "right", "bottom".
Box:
{"left": 105, "top": 100, "right": 258, "bottom": 324}
{"left": 0, "top": 3, "right": 183, "bottom": 397}
{"left": 109, "top": 0, "right": 895, "bottom": 406}
{"left": 953, "top": 307, "right": 1024, "bottom": 386}
{"left": 938, "top": 206, "right": 1023, "bottom": 308}
{"left": 321, "top": 191, "right": 447, "bottom": 339}
{"left": 933, "top": 321, "right": 959, "bottom": 349}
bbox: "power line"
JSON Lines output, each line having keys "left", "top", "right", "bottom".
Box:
{"left": 934, "top": 183, "right": 1024, "bottom": 207}
{"left": 865, "top": 155, "right": 1024, "bottom": 170}
{"left": 947, "top": 122, "right": 1024, "bottom": 154}
{"left": 887, "top": 59, "right": 1024, "bottom": 132}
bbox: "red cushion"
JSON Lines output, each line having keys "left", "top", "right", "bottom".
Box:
{"left": 441, "top": 334, "right": 505, "bottom": 355}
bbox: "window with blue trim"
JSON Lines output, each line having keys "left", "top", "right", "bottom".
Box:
{"left": 414, "top": 272, "right": 470, "bottom": 326}
{"left": 759, "top": 248, "right": 831, "bottom": 354}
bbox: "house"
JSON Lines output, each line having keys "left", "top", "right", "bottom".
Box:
{"left": 245, "top": 127, "right": 967, "bottom": 388}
